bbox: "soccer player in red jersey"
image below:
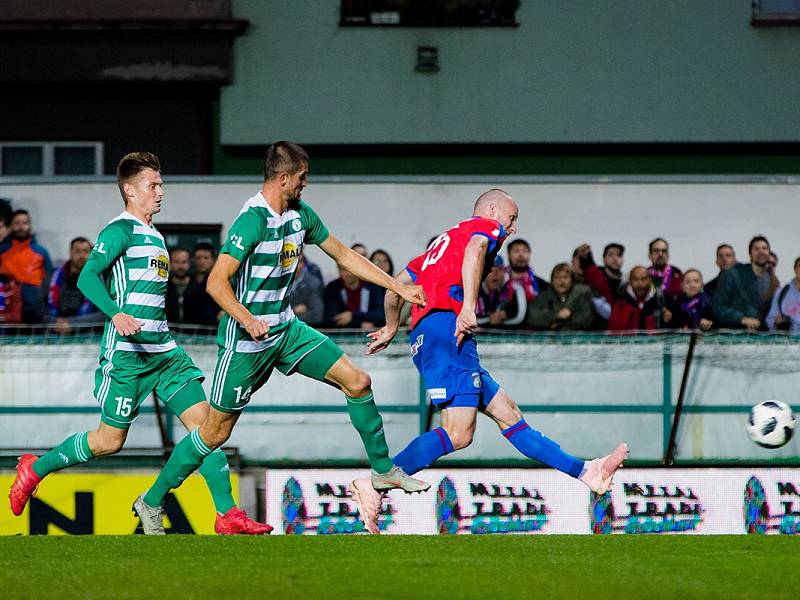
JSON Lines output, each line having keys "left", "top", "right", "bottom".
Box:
{"left": 352, "top": 189, "right": 628, "bottom": 533}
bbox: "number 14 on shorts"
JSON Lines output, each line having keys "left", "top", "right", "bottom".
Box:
{"left": 233, "top": 386, "right": 252, "bottom": 404}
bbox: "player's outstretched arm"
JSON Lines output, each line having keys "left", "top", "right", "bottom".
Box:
{"left": 366, "top": 270, "right": 412, "bottom": 355}
{"left": 319, "top": 234, "right": 426, "bottom": 306}
{"left": 207, "top": 253, "right": 269, "bottom": 341}
{"left": 455, "top": 235, "right": 488, "bottom": 346}
{"left": 77, "top": 240, "right": 142, "bottom": 336}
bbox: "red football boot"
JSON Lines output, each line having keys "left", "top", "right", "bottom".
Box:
{"left": 9, "top": 454, "right": 42, "bottom": 516}
{"left": 215, "top": 507, "right": 273, "bottom": 535}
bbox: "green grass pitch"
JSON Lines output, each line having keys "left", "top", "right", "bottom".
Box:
{"left": 2, "top": 535, "right": 799, "bottom": 599}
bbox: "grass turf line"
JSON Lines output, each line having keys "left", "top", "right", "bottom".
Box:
{"left": 2, "top": 535, "right": 799, "bottom": 600}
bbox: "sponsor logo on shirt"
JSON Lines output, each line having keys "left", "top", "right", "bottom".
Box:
{"left": 149, "top": 254, "right": 169, "bottom": 278}
{"left": 281, "top": 241, "right": 301, "bottom": 268}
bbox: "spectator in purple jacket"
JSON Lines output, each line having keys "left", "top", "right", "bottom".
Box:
{"left": 670, "top": 269, "right": 714, "bottom": 331}
{"left": 47, "top": 237, "right": 102, "bottom": 333}
{"left": 476, "top": 255, "right": 526, "bottom": 328}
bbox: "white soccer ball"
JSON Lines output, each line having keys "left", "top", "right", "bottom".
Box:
{"left": 747, "top": 400, "right": 796, "bottom": 449}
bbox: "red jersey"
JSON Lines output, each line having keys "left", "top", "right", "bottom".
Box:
{"left": 406, "top": 217, "right": 507, "bottom": 329}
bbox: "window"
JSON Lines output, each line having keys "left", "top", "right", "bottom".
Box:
{"left": 340, "top": 0, "right": 519, "bottom": 27}
{"left": 0, "top": 142, "right": 104, "bottom": 176}
{"left": 1, "top": 146, "right": 43, "bottom": 176}
{"left": 752, "top": 0, "right": 800, "bottom": 24}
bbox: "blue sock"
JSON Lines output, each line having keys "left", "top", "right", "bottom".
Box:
{"left": 502, "top": 419, "right": 584, "bottom": 478}
{"left": 393, "top": 427, "right": 454, "bottom": 476}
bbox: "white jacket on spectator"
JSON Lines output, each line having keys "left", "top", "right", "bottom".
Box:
{"left": 766, "top": 281, "right": 800, "bottom": 333}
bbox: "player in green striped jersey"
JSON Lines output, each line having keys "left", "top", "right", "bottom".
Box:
{"left": 137, "top": 142, "right": 430, "bottom": 534}
{"left": 9, "top": 152, "right": 270, "bottom": 535}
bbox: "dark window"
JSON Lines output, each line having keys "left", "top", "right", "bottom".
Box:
{"left": 54, "top": 146, "right": 97, "bottom": 175}
{"left": 2, "top": 146, "right": 43, "bottom": 175}
{"left": 340, "top": 0, "right": 519, "bottom": 27}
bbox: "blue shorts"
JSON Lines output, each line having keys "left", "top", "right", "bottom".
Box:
{"left": 409, "top": 311, "right": 500, "bottom": 410}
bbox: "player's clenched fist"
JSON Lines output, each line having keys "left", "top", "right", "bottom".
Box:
{"left": 111, "top": 312, "right": 143, "bottom": 336}
{"left": 398, "top": 284, "right": 426, "bottom": 307}
{"left": 243, "top": 317, "right": 270, "bottom": 341}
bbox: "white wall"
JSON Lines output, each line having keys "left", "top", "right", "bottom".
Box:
{"left": 3, "top": 178, "right": 800, "bottom": 286}
{"left": 3, "top": 339, "right": 800, "bottom": 462}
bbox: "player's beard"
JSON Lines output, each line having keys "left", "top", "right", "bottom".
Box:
{"left": 287, "top": 194, "right": 301, "bottom": 209}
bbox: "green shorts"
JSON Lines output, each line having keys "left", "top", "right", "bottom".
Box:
{"left": 93, "top": 346, "right": 205, "bottom": 428}
{"left": 209, "top": 318, "right": 344, "bottom": 412}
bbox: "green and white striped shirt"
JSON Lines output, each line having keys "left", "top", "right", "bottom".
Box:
{"left": 88, "top": 211, "right": 175, "bottom": 353}
{"left": 218, "top": 192, "right": 329, "bottom": 352}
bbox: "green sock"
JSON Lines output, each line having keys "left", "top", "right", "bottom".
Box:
{"left": 143, "top": 428, "right": 211, "bottom": 508}
{"left": 345, "top": 392, "right": 393, "bottom": 474}
{"left": 32, "top": 432, "right": 94, "bottom": 478}
{"left": 198, "top": 449, "right": 235, "bottom": 514}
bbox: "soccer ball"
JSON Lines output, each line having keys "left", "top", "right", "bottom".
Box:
{"left": 747, "top": 401, "right": 796, "bottom": 449}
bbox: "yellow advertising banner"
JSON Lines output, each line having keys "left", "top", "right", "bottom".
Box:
{"left": 0, "top": 472, "right": 238, "bottom": 535}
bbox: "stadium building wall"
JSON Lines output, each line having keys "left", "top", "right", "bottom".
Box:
{"left": 221, "top": 1, "right": 800, "bottom": 146}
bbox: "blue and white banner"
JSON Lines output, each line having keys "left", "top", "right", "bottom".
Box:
{"left": 265, "top": 468, "right": 800, "bottom": 535}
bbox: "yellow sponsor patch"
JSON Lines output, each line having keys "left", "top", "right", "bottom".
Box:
{"left": 0, "top": 472, "right": 238, "bottom": 535}
{"left": 281, "top": 242, "right": 301, "bottom": 269}
{"left": 149, "top": 253, "right": 170, "bottom": 278}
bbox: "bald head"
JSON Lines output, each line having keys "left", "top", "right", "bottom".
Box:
{"left": 474, "top": 189, "right": 512, "bottom": 214}
{"left": 629, "top": 265, "right": 652, "bottom": 298}
{"left": 473, "top": 189, "right": 518, "bottom": 235}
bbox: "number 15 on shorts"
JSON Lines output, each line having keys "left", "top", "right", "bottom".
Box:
{"left": 115, "top": 396, "right": 133, "bottom": 417}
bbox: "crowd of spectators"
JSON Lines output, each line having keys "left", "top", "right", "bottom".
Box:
{"left": 301, "top": 233, "right": 800, "bottom": 335}
{"left": 1, "top": 199, "right": 798, "bottom": 336}
{"left": 165, "top": 243, "right": 221, "bottom": 327}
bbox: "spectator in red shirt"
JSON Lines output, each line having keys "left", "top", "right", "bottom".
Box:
{"left": 323, "top": 265, "right": 385, "bottom": 329}
{"left": 579, "top": 244, "right": 673, "bottom": 331}
{"left": 601, "top": 242, "right": 626, "bottom": 296}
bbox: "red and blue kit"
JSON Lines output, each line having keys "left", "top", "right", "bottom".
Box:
{"left": 404, "top": 217, "right": 507, "bottom": 408}
{"left": 405, "top": 217, "right": 507, "bottom": 330}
